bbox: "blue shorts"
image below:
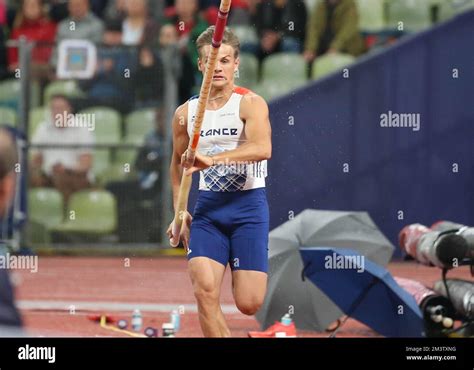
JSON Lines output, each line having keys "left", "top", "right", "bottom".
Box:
{"left": 188, "top": 188, "right": 269, "bottom": 273}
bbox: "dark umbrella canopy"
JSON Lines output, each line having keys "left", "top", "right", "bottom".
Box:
{"left": 300, "top": 247, "right": 425, "bottom": 337}
{"left": 256, "top": 209, "right": 395, "bottom": 332}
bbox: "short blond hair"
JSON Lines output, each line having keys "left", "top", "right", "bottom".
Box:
{"left": 196, "top": 26, "right": 240, "bottom": 59}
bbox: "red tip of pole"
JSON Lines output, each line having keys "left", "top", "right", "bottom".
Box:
{"left": 212, "top": 9, "right": 230, "bottom": 48}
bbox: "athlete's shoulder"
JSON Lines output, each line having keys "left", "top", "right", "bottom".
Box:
{"left": 174, "top": 101, "right": 189, "bottom": 122}
{"left": 233, "top": 86, "right": 255, "bottom": 96}
{"left": 239, "top": 93, "right": 269, "bottom": 124}
{"left": 234, "top": 86, "right": 265, "bottom": 101}
{"left": 235, "top": 85, "right": 266, "bottom": 105}
{"left": 237, "top": 86, "right": 268, "bottom": 112}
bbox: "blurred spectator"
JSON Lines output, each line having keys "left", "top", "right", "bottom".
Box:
{"left": 89, "top": 0, "right": 108, "bottom": 18}
{"left": 199, "top": 0, "right": 219, "bottom": 8}
{"left": 55, "top": 0, "right": 104, "bottom": 45}
{"left": 76, "top": 49, "right": 132, "bottom": 113}
{"left": 30, "top": 95, "right": 94, "bottom": 203}
{"left": 254, "top": 0, "right": 307, "bottom": 62}
{"left": 77, "top": 43, "right": 163, "bottom": 111}
{"left": 51, "top": 0, "right": 104, "bottom": 67}
{"left": 106, "top": 109, "right": 164, "bottom": 242}
{"left": 159, "top": 22, "right": 177, "bottom": 46}
{"left": 165, "top": 0, "right": 250, "bottom": 28}
{"left": 0, "top": 127, "right": 18, "bottom": 226}
{"left": 197, "top": 0, "right": 219, "bottom": 25}
{"left": 105, "top": 0, "right": 164, "bottom": 26}
{"left": 103, "top": 0, "right": 127, "bottom": 32}
{"left": 7, "top": 0, "right": 57, "bottom": 83}
{"left": 246, "top": 0, "right": 259, "bottom": 13}
{"left": 197, "top": 0, "right": 257, "bottom": 25}
{"left": 52, "top": 0, "right": 107, "bottom": 20}
{"left": 77, "top": 43, "right": 163, "bottom": 112}
{"left": 227, "top": 0, "right": 256, "bottom": 26}
{"left": 0, "top": 127, "right": 23, "bottom": 334}
{"left": 165, "top": 0, "right": 208, "bottom": 72}
{"left": 49, "top": 0, "right": 108, "bottom": 22}
{"left": 0, "top": 0, "right": 6, "bottom": 25}
{"left": 147, "top": 0, "right": 165, "bottom": 22}
{"left": 49, "top": 0, "right": 70, "bottom": 23}
{"left": 303, "top": 0, "right": 365, "bottom": 62}
{"left": 103, "top": 0, "right": 159, "bottom": 46}
{"left": 1, "top": 1, "right": 11, "bottom": 80}
{"left": 0, "top": 26, "right": 8, "bottom": 80}
{"left": 159, "top": 23, "right": 194, "bottom": 104}
{"left": 4, "top": 0, "right": 17, "bottom": 29}
{"left": 134, "top": 45, "right": 164, "bottom": 108}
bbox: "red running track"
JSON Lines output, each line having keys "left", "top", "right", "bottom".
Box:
{"left": 10, "top": 256, "right": 472, "bottom": 337}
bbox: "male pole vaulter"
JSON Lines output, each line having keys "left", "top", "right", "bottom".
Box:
{"left": 167, "top": 1, "right": 272, "bottom": 337}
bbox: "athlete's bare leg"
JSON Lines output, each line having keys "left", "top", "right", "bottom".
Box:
{"left": 188, "top": 257, "right": 231, "bottom": 337}
{"left": 232, "top": 270, "right": 267, "bottom": 316}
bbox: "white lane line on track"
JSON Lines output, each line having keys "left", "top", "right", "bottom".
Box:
{"left": 17, "top": 300, "right": 240, "bottom": 314}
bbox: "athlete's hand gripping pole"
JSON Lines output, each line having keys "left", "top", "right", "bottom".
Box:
{"left": 170, "top": 0, "right": 232, "bottom": 247}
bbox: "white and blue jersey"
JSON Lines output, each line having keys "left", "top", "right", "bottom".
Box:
{"left": 187, "top": 86, "right": 268, "bottom": 192}
{"left": 186, "top": 86, "right": 270, "bottom": 273}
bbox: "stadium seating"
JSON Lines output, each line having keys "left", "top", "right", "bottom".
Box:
{"left": 124, "top": 108, "right": 155, "bottom": 144}
{"left": 28, "top": 188, "right": 64, "bottom": 226}
{"left": 28, "top": 188, "right": 64, "bottom": 244}
{"left": 92, "top": 149, "right": 111, "bottom": 178}
{"left": 386, "top": 0, "right": 432, "bottom": 32}
{"left": 43, "top": 80, "right": 84, "bottom": 103}
{"left": 232, "top": 25, "right": 259, "bottom": 46}
{"left": 94, "top": 147, "right": 138, "bottom": 185}
{"left": 237, "top": 53, "right": 259, "bottom": 89}
{"left": 312, "top": 53, "right": 356, "bottom": 80}
{"left": 0, "top": 79, "right": 21, "bottom": 110}
{"left": 262, "top": 53, "right": 307, "bottom": 85}
{"left": 115, "top": 148, "right": 137, "bottom": 166}
{"left": 356, "top": 0, "right": 387, "bottom": 32}
{"left": 0, "top": 106, "right": 17, "bottom": 126}
{"left": 99, "top": 163, "right": 133, "bottom": 185}
{"left": 79, "top": 106, "right": 121, "bottom": 144}
{"left": 436, "top": 0, "right": 474, "bottom": 21}
{"left": 51, "top": 190, "right": 117, "bottom": 236}
{"left": 28, "top": 106, "right": 48, "bottom": 137}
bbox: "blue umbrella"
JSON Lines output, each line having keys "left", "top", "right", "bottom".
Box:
{"left": 300, "top": 247, "right": 425, "bottom": 337}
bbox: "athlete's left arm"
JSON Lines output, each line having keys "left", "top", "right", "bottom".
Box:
{"left": 183, "top": 94, "right": 272, "bottom": 175}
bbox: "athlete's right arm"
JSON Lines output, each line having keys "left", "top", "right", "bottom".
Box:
{"left": 167, "top": 102, "right": 193, "bottom": 247}
{"left": 169, "top": 102, "right": 189, "bottom": 212}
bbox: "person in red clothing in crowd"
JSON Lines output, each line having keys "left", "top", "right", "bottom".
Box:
{"left": 165, "top": 0, "right": 208, "bottom": 61}
{"left": 0, "top": 0, "right": 6, "bottom": 26}
{"left": 0, "top": 0, "right": 7, "bottom": 80}
{"left": 164, "top": 0, "right": 252, "bottom": 25}
{"left": 164, "top": 0, "right": 209, "bottom": 95}
{"left": 7, "top": 0, "right": 57, "bottom": 82}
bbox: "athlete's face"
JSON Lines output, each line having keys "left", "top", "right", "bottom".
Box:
{"left": 198, "top": 44, "right": 240, "bottom": 88}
